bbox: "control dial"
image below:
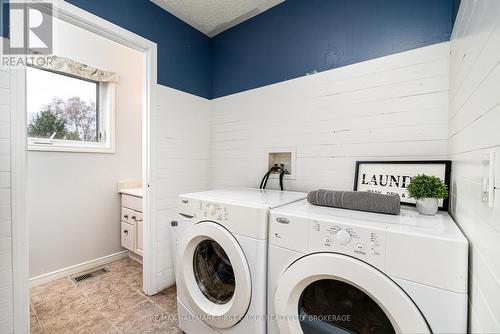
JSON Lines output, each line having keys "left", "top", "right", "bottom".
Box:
{"left": 336, "top": 230, "right": 351, "bottom": 244}
{"left": 207, "top": 204, "right": 217, "bottom": 216}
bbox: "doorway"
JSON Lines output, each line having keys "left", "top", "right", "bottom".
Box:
{"left": 10, "top": 1, "right": 158, "bottom": 332}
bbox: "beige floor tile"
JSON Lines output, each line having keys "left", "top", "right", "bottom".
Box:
{"left": 33, "top": 287, "right": 88, "bottom": 320}
{"left": 39, "top": 300, "right": 103, "bottom": 333}
{"left": 30, "top": 305, "right": 38, "bottom": 324}
{"left": 159, "top": 285, "right": 176, "bottom": 298}
{"left": 107, "top": 257, "right": 140, "bottom": 272}
{"left": 76, "top": 316, "right": 119, "bottom": 334}
{"left": 93, "top": 285, "right": 149, "bottom": 320}
{"left": 30, "top": 324, "right": 45, "bottom": 334}
{"left": 30, "top": 304, "right": 44, "bottom": 333}
{"left": 114, "top": 310, "right": 177, "bottom": 334}
{"left": 123, "top": 266, "right": 143, "bottom": 282}
{"left": 124, "top": 270, "right": 143, "bottom": 291}
{"left": 149, "top": 286, "right": 177, "bottom": 314}
{"left": 113, "top": 300, "right": 164, "bottom": 330}
{"left": 29, "top": 258, "right": 182, "bottom": 333}
{"left": 81, "top": 275, "right": 131, "bottom": 300}
{"left": 30, "top": 278, "right": 77, "bottom": 307}
{"left": 100, "top": 259, "right": 142, "bottom": 286}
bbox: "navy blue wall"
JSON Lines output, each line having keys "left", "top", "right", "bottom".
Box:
{"left": 0, "top": 1, "right": 8, "bottom": 38}
{"left": 211, "top": 0, "right": 455, "bottom": 98}
{"left": 0, "top": 0, "right": 212, "bottom": 97}
{"left": 2, "top": 0, "right": 458, "bottom": 99}
{"left": 453, "top": 0, "right": 462, "bottom": 25}
{"left": 66, "top": 0, "right": 212, "bottom": 99}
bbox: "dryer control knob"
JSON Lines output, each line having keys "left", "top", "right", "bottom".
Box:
{"left": 336, "top": 230, "right": 351, "bottom": 244}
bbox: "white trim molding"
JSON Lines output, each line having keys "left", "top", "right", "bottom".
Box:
{"left": 11, "top": 0, "right": 159, "bottom": 331}
{"left": 11, "top": 55, "right": 29, "bottom": 334}
{"left": 46, "top": 0, "right": 158, "bottom": 295}
{"left": 29, "top": 251, "right": 128, "bottom": 287}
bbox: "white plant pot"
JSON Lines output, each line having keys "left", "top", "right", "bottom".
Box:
{"left": 416, "top": 198, "right": 439, "bottom": 215}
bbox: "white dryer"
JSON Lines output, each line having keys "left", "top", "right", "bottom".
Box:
{"left": 268, "top": 200, "right": 468, "bottom": 334}
{"left": 175, "top": 188, "right": 307, "bottom": 334}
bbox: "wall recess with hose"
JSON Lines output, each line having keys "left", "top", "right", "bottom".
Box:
{"left": 261, "top": 148, "right": 296, "bottom": 190}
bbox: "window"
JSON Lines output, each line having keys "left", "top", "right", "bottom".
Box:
{"left": 26, "top": 66, "right": 115, "bottom": 153}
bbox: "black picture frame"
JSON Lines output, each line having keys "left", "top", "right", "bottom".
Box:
{"left": 354, "top": 160, "right": 452, "bottom": 211}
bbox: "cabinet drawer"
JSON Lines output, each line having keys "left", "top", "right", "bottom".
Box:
{"left": 122, "top": 194, "right": 142, "bottom": 212}
{"left": 121, "top": 222, "right": 135, "bottom": 251}
{"left": 122, "top": 207, "right": 142, "bottom": 224}
{"left": 121, "top": 207, "right": 135, "bottom": 224}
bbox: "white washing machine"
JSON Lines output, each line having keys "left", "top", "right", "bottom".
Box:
{"left": 175, "top": 188, "right": 307, "bottom": 334}
{"left": 268, "top": 200, "right": 468, "bottom": 334}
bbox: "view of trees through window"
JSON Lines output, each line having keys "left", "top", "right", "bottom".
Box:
{"left": 27, "top": 66, "right": 98, "bottom": 142}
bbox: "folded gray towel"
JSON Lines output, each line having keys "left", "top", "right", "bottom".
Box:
{"left": 307, "top": 189, "right": 400, "bottom": 215}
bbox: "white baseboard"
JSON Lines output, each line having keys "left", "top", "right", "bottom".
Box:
{"left": 29, "top": 250, "right": 129, "bottom": 287}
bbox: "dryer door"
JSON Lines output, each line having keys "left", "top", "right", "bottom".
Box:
{"left": 274, "top": 253, "right": 430, "bottom": 334}
{"left": 177, "top": 221, "right": 251, "bottom": 329}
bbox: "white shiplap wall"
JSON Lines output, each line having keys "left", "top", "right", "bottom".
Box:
{"left": 0, "top": 38, "right": 13, "bottom": 333}
{"left": 154, "top": 84, "right": 211, "bottom": 290}
{"left": 211, "top": 42, "right": 450, "bottom": 192}
{"left": 449, "top": 0, "right": 500, "bottom": 332}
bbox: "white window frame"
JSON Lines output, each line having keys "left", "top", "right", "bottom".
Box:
{"left": 27, "top": 68, "right": 116, "bottom": 154}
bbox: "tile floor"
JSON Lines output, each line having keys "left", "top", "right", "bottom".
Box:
{"left": 30, "top": 258, "right": 182, "bottom": 334}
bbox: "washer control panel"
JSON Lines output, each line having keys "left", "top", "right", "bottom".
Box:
{"left": 308, "top": 219, "right": 386, "bottom": 269}
{"left": 181, "top": 197, "right": 270, "bottom": 239}
{"left": 201, "top": 201, "right": 229, "bottom": 221}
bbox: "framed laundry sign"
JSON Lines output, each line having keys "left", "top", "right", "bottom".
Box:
{"left": 354, "top": 161, "right": 451, "bottom": 210}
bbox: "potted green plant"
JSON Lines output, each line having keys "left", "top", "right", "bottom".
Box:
{"left": 407, "top": 174, "right": 448, "bottom": 215}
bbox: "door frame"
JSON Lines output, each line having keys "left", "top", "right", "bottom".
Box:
{"left": 10, "top": 1, "right": 158, "bottom": 332}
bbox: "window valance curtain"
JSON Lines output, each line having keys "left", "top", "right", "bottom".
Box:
{"left": 39, "top": 56, "right": 119, "bottom": 83}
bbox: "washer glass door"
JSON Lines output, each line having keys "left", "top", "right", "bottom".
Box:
{"left": 274, "top": 253, "right": 430, "bottom": 334}
{"left": 299, "top": 279, "right": 394, "bottom": 334}
{"left": 193, "top": 239, "right": 235, "bottom": 304}
{"left": 178, "top": 221, "right": 252, "bottom": 329}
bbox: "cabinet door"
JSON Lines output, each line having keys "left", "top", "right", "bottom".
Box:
{"left": 136, "top": 221, "right": 143, "bottom": 255}
{"left": 121, "top": 222, "right": 135, "bottom": 251}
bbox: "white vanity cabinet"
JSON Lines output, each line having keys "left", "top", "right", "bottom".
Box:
{"left": 120, "top": 189, "right": 143, "bottom": 256}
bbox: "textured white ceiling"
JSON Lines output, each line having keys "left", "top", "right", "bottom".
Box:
{"left": 151, "top": 0, "right": 284, "bottom": 37}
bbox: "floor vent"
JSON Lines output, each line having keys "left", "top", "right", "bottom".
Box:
{"left": 71, "top": 267, "right": 109, "bottom": 284}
